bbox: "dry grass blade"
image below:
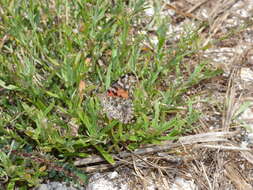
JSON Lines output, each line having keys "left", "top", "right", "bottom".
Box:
{"left": 224, "top": 163, "right": 252, "bottom": 190}
{"left": 202, "top": 0, "right": 239, "bottom": 46}
{"left": 241, "top": 151, "right": 253, "bottom": 165}
{"left": 209, "top": 0, "right": 239, "bottom": 20}
{"left": 222, "top": 45, "right": 251, "bottom": 130}
{"left": 222, "top": 68, "right": 240, "bottom": 130}
{"left": 164, "top": 3, "right": 202, "bottom": 20}
{"left": 195, "top": 144, "right": 251, "bottom": 151}
{"left": 203, "top": 12, "right": 230, "bottom": 46}
{"left": 179, "top": 131, "right": 237, "bottom": 144}
{"left": 200, "top": 162, "right": 213, "bottom": 190}
{"left": 0, "top": 34, "right": 9, "bottom": 50}
{"left": 187, "top": 0, "right": 209, "bottom": 14}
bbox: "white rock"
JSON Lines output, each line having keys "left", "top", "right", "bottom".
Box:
{"left": 86, "top": 172, "right": 129, "bottom": 190}
{"left": 171, "top": 177, "right": 197, "bottom": 190}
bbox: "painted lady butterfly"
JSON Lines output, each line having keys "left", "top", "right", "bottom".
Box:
{"left": 99, "top": 73, "right": 137, "bottom": 124}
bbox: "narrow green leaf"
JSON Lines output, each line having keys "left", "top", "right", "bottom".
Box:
{"left": 45, "top": 91, "right": 60, "bottom": 98}
{"left": 7, "top": 181, "right": 15, "bottom": 190}
{"left": 0, "top": 80, "right": 18, "bottom": 90}
{"left": 105, "top": 63, "right": 112, "bottom": 89}
{"left": 93, "top": 144, "right": 115, "bottom": 165}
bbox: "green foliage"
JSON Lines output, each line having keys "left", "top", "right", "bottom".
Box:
{"left": 0, "top": 151, "right": 44, "bottom": 188}
{"left": 0, "top": 0, "right": 224, "bottom": 188}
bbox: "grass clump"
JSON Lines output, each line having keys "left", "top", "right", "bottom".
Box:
{"left": 0, "top": 0, "right": 221, "bottom": 188}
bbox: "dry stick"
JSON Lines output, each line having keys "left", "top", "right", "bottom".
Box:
{"left": 74, "top": 142, "right": 180, "bottom": 166}
{"left": 74, "top": 131, "right": 237, "bottom": 168}
{"left": 76, "top": 132, "right": 238, "bottom": 173}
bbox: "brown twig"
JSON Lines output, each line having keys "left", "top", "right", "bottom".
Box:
{"left": 74, "top": 131, "right": 237, "bottom": 173}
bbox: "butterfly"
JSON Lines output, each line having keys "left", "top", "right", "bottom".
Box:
{"left": 99, "top": 73, "right": 137, "bottom": 124}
